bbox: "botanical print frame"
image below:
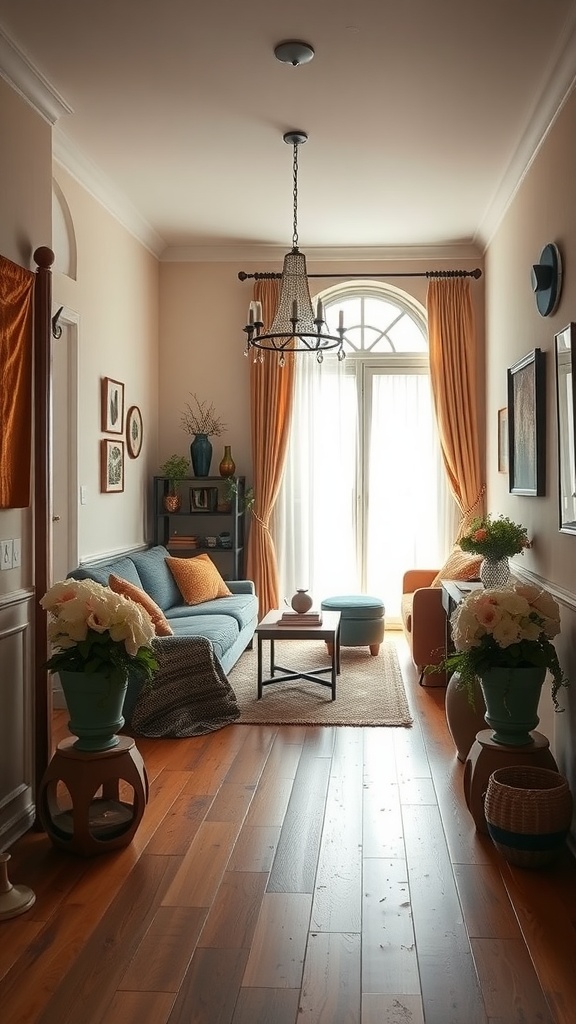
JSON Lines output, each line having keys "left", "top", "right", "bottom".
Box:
{"left": 507, "top": 348, "right": 546, "bottom": 496}
{"left": 100, "top": 438, "right": 125, "bottom": 493}
{"left": 126, "top": 405, "right": 143, "bottom": 459}
{"left": 497, "top": 407, "right": 508, "bottom": 474}
{"left": 101, "top": 377, "right": 124, "bottom": 434}
{"left": 554, "top": 322, "right": 576, "bottom": 533}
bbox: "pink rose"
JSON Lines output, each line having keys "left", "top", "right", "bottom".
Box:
{"left": 473, "top": 528, "right": 488, "bottom": 541}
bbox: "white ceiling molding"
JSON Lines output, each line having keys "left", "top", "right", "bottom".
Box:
{"left": 160, "top": 242, "right": 483, "bottom": 264}
{"left": 0, "top": 25, "right": 72, "bottom": 124}
{"left": 477, "top": 7, "right": 576, "bottom": 250}
{"left": 53, "top": 128, "right": 165, "bottom": 257}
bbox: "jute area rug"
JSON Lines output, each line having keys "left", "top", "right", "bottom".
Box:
{"left": 227, "top": 638, "right": 413, "bottom": 727}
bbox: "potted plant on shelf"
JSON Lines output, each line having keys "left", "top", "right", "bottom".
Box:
{"left": 426, "top": 583, "right": 568, "bottom": 747}
{"left": 40, "top": 578, "right": 158, "bottom": 751}
{"left": 159, "top": 454, "right": 190, "bottom": 511}
{"left": 180, "top": 394, "right": 227, "bottom": 478}
{"left": 459, "top": 513, "right": 530, "bottom": 588}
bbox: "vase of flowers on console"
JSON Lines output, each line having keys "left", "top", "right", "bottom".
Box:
{"left": 459, "top": 513, "right": 530, "bottom": 588}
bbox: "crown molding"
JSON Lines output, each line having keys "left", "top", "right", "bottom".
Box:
{"left": 53, "top": 128, "right": 165, "bottom": 257}
{"left": 0, "top": 26, "right": 72, "bottom": 124}
{"left": 159, "top": 242, "right": 483, "bottom": 264}
{"left": 477, "top": 8, "right": 576, "bottom": 250}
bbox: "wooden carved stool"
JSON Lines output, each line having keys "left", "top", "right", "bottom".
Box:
{"left": 38, "top": 736, "right": 149, "bottom": 856}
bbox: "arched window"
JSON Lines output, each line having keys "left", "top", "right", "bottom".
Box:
{"left": 273, "top": 281, "right": 457, "bottom": 622}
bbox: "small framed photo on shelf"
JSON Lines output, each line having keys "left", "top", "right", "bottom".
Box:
{"left": 101, "top": 377, "right": 125, "bottom": 434}
{"left": 507, "top": 348, "right": 546, "bottom": 496}
{"left": 100, "top": 438, "right": 125, "bottom": 493}
{"left": 497, "top": 407, "right": 508, "bottom": 474}
{"left": 190, "top": 486, "right": 219, "bottom": 512}
{"left": 126, "top": 405, "right": 143, "bottom": 458}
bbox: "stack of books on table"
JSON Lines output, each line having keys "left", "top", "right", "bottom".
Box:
{"left": 277, "top": 609, "right": 323, "bottom": 626}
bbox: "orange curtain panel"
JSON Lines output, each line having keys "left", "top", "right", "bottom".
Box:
{"left": 246, "top": 278, "right": 296, "bottom": 617}
{"left": 427, "top": 277, "right": 485, "bottom": 535}
{"left": 0, "top": 255, "right": 35, "bottom": 508}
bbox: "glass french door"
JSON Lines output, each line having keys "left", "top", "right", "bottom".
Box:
{"left": 274, "top": 355, "right": 449, "bottom": 624}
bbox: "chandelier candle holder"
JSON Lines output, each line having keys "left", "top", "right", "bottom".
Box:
{"left": 243, "top": 130, "right": 347, "bottom": 366}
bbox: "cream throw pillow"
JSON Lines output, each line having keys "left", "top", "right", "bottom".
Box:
{"left": 166, "top": 554, "right": 232, "bottom": 605}
{"left": 108, "top": 573, "right": 174, "bottom": 636}
{"left": 430, "top": 549, "right": 483, "bottom": 588}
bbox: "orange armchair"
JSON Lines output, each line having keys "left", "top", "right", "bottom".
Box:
{"left": 401, "top": 570, "right": 447, "bottom": 687}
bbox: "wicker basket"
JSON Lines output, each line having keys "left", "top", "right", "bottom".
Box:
{"left": 485, "top": 766, "right": 573, "bottom": 868}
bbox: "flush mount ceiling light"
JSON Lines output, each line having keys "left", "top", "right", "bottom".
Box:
{"left": 243, "top": 130, "right": 346, "bottom": 365}
{"left": 273, "top": 40, "right": 315, "bottom": 66}
{"left": 531, "top": 242, "right": 562, "bottom": 317}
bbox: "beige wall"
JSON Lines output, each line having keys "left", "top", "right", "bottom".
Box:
{"left": 159, "top": 255, "right": 486, "bottom": 488}
{"left": 0, "top": 77, "right": 51, "bottom": 598}
{"left": 485, "top": 86, "right": 576, "bottom": 778}
{"left": 53, "top": 166, "right": 160, "bottom": 560}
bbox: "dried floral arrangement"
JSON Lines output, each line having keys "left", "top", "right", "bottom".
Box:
{"left": 180, "top": 394, "right": 227, "bottom": 438}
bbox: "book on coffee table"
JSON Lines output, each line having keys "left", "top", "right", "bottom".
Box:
{"left": 277, "top": 610, "right": 323, "bottom": 625}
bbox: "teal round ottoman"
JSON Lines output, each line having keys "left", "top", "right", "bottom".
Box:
{"left": 321, "top": 595, "right": 385, "bottom": 656}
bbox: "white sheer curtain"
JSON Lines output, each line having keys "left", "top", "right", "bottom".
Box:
{"left": 272, "top": 356, "right": 359, "bottom": 606}
{"left": 365, "top": 370, "right": 456, "bottom": 617}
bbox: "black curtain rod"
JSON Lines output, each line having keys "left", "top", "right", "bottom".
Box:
{"left": 238, "top": 268, "right": 482, "bottom": 281}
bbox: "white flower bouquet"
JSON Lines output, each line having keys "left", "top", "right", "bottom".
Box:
{"left": 41, "top": 578, "right": 158, "bottom": 686}
{"left": 427, "top": 583, "right": 568, "bottom": 709}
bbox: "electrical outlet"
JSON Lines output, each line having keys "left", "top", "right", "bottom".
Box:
{"left": 1, "top": 539, "right": 13, "bottom": 570}
{"left": 12, "top": 538, "right": 21, "bottom": 568}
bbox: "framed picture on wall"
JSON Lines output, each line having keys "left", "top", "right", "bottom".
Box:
{"left": 497, "top": 407, "right": 508, "bottom": 474}
{"left": 555, "top": 322, "right": 576, "bottom": 533}
{"left": 101, "top": 377, "right": 125, "bottom": 434}
{"left": 100, "top": 439, "right": 125, "bottom": 493}
{"left": 507, "top": 348, "right": 546, "bottom": 496}
{"left": 126, "top": 405, "right": 143, "bottom": 458}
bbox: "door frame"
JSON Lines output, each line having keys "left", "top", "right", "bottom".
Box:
{"left": 51, "top": 304, "right": 79, "bottom": 581}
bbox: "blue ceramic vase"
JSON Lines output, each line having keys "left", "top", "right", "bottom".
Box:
{"left": 190, "top": 433, "right": 212, "bottom": 477}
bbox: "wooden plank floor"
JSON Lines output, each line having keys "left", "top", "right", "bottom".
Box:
{"left": 2, "top": 632, "right": 576, "bottom": 1024}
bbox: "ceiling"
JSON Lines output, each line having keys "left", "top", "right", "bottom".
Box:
{"left": 1, "top": 0, "right": 576, "bottom": 259}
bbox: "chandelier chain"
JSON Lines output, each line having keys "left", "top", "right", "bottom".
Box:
{"left": 292, "top": 143, "right": 299, "bottom": 250}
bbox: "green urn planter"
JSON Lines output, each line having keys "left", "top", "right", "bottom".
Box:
{"left": 478, "top": 665, "right": 546, "bottom": 746}
{"left": 59, "top": 670, "right": 128, "bottom": 751}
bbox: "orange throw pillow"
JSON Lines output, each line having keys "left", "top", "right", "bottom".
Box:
{"left": 166, "top": 554, "right": 232, "bottom": 605}
{"left": 430, "top": 549, "right": 483, "bottom": 588}
{"left": 108, "top": 574, "right": 174, "bottom": 636}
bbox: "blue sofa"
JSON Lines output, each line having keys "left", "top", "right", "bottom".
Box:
{"left": 67, "top": 545, "right": 258, "bottom": 734}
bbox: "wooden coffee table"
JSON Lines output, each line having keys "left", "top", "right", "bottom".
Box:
{"left": 256, "top": 609, "right": 341, "bottom": 700}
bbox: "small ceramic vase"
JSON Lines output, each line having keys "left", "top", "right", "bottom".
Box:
{"left": 291, "top": 589, "right": 313, "bottom": 613}
{"left": 219, "top": 446, "right": 236, "bottom": 478}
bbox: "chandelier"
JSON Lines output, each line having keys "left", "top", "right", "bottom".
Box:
{"left": 243, "top": 131, "right": 346, "bottom": 365}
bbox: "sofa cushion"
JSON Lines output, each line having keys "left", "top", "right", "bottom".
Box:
{"left": 168, "top": 613, "right": 239, "bottom": 664}
{"left": 166, "top": 593, "right": 258, "bottom": 632}
{"left": 130, "top": 545, "right": 182, "bottom": 611}
{"left": 68, "top": 555, "right": 142, "bottom": 589}
{"left": 166, "top": 554, "right": 232, "bottom": 605}
{"left": 430, "top": 549, "right": 483, "bottom": 587}
{"left": 108, "top": 574, "right": 174, "bottom": 636}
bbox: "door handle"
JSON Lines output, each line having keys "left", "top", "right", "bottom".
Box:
{"left": 52, "top": 515, "right": 61, "bottom": 522}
